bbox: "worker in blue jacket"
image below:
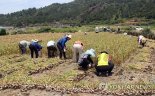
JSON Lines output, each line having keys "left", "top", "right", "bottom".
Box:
{"left": 57, "top": 35, "right": 72, "bottom": 59}
{"left": 29, "top": 39, "right": 42, "bottom": 58}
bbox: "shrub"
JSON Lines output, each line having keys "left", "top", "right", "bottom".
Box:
{"left": 140, "top": 28, "right": 155, "bottom": 39}
{"left": 38, "top": 27, "right": 51, "bottom": 33}
{"left": 50, "top": 28, "right": 78, "bottom": 33}
{"left": 11, "top": 30, "right": 28, "bottom": 35}
{"left": 141, "top": 28, "right": 152, "bottom": 37}
{"left": 127, "top": 28, "right": 155, "bottom": 40}
{"left": 0, "top": 28, "right": 7, "bottom": 36}
{"left": 124, "top": 26, "right": 133, "bottom": 32}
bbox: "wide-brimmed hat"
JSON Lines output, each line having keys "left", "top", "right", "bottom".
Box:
{"left": 31, "top": 39, "right": 39, "bottom": 43}
{"left": 85, "top": 48, "right": 95, "bottom": 57}
{"left": 67, "top": 35, "right": 72, "bottom": 39}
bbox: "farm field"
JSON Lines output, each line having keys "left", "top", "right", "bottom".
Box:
{"left": 1, "top": 0, "right": 155, "bottom": 95}
{"left": 0, "top": 32, "right": 137, "bottom": 64}
{"left": 1, "top": 32, "right": 155, "bottom": 95}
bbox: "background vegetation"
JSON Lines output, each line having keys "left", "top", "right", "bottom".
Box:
{"left": 0, "top": 29, "right": 7, "bottom": 36}
{"left": 0, "top": 0, "right": 155, "bottom": 27}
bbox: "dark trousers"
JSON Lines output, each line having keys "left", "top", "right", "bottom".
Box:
{"left": 57, "top": 43, "right": 66, "bottom": 59}
{"left": 141, "top": 42, "right": 146, "bottom": 47}
{"left": 96, "top": 61, "right": 114, "bottom": 74}
{"left": 47, "top": 46, "right": 57, "bottom": 58}
{"left": 79, "top": 58, "right": 91, "bottom": 69}
{"left": 29, "top": 44, "right": 39, "bottom": 58}
{"left": 19, "top": 44, "right": 26, "bottom": 54}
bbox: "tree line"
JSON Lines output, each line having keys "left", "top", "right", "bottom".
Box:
{"left": 0, "top": 0, "right": 155, "bottom": 27}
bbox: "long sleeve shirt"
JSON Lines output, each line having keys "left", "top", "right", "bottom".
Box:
{"left": 31, "top": 42, "right": 42, "bottom": 51}
{"left": 57, "top": 37, "right": 68, "bottom": 49}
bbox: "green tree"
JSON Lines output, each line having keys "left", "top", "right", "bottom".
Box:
{"left": 0, "top": 29, "right": 7, "bottom": 36}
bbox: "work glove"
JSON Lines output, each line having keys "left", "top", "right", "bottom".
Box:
{"left": 64, "top": 48, "right": 66, "bottom": 52}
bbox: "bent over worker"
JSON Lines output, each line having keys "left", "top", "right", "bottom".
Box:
{"left": 95, "top": 51, "right": 114, "bottom": 76}
{"left": 57, "top": 35, "right": 72, "bottom": 59}
{"left": 19, "top": 40, "right": 30, "bottom": 54}
{"left": 78, "top": 49, "right": 95, "bottom": 69}
{"left": 29, "top": 39, "right": 42, "bottom": 58}
{"left": 138, "top": 35, "right": 147, "bottom": 47}
{"left": 72, "top": 40, "right": 83, "bottom": 63}
{"left": 47, "top": 40, "right": 57, "bottom": 58}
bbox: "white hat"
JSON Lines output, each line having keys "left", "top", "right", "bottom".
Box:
{"left": 32, "top": 39, "right": 39, "bottom": 42}
{"left": 67, "top": 35, "right": 72, "bottom": 39}
{"left": 85, "top": 48, "right": 96, "bottom": 57}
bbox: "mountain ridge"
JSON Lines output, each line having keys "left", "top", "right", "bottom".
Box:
{"left": 0, "top": 0, "right": 155, "bottom": 26}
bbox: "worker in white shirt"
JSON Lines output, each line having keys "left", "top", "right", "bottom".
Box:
{"left": 95, "top": 27, "right": 99, "bottom": 33}
{"left": 138, "top": 35, "right": 144, "bottom": 45}
{"left": 47, "top": 40, "right": 57, "bottom": 58}
{"left": 138, "top": 35, "right": 147, "bottom": 47}
{"left": 19, "top": 40, "right": 30, "bottom": 54}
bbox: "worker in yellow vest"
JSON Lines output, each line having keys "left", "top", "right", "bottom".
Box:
{"left": 95, "top": 51, "right": 114, "bottom": 76}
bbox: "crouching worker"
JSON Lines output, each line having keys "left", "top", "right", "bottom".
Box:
{"left": 47, "top": 40, "right": 57, "bottom": 58}
{"left": 19, "top": 40, "right": 30, "bottom": 54}
{"left": 72, "top": 40, "right": 83, "bottom": 63}
{"left": 95, "top": 51, "right": 114, "bottom": 76}
{"left": 78, "top": 49, "right": 95, "bottom": 70}
{"left": 29, "top": 39, "right": 42, "bottom": 58}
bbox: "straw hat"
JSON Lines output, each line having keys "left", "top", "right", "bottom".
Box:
{"left": 31, "top": 39, "right": 39, "bottom": 43}
{"left": 67, "top": 35, "right": 72, "bottom": 39}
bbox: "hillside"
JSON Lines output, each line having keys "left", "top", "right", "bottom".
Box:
{"left": 0, "top": 0, "right": 155, "bottom": 27}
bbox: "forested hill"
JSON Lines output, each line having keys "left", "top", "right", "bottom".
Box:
{"left": 0, "top": 0, "right": 155, "bottom": 27}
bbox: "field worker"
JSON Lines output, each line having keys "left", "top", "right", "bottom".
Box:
{"left": 103, "top": 27, "right": 107, "bottom": 32}
{"left": 19, "top": 40, "right": 30, "bottom": 54}
{"left": 78, "top": 49, "right": 95, "bottom": 69}
{"left": 95, "top": 51, "right": 114, "bottom": 76}
{"left": 29, "top": 39, "right": 42, "bottom": 58}
{"left": 138, "top": 35, "right": 146, "bottom": 47}
{"left": 95, "top": 27, "right": 99, "bottom": 33}
{"left": 57, "top": 35, "right": 72, "bottom": 59}
{"left": 117, "top": 26, "right": 121, "bottom": 32}
{"left": 141, "top": 36, "right": 147, "bottom": 47}
{"left": 138, "top": 35, "right": 144, "bottom": 45}
{"left": 72, "top": 40, "right": 84, "bottom": 63}
{"left": 47, "top": 40, "right": 57, "bottom": 58}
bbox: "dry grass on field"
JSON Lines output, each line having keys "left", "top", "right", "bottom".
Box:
{"left": 0, "top": 32, "right": 138, "bottom": 89}
{"left": 0, "top": 32, "right": 138, "bottom": 64}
